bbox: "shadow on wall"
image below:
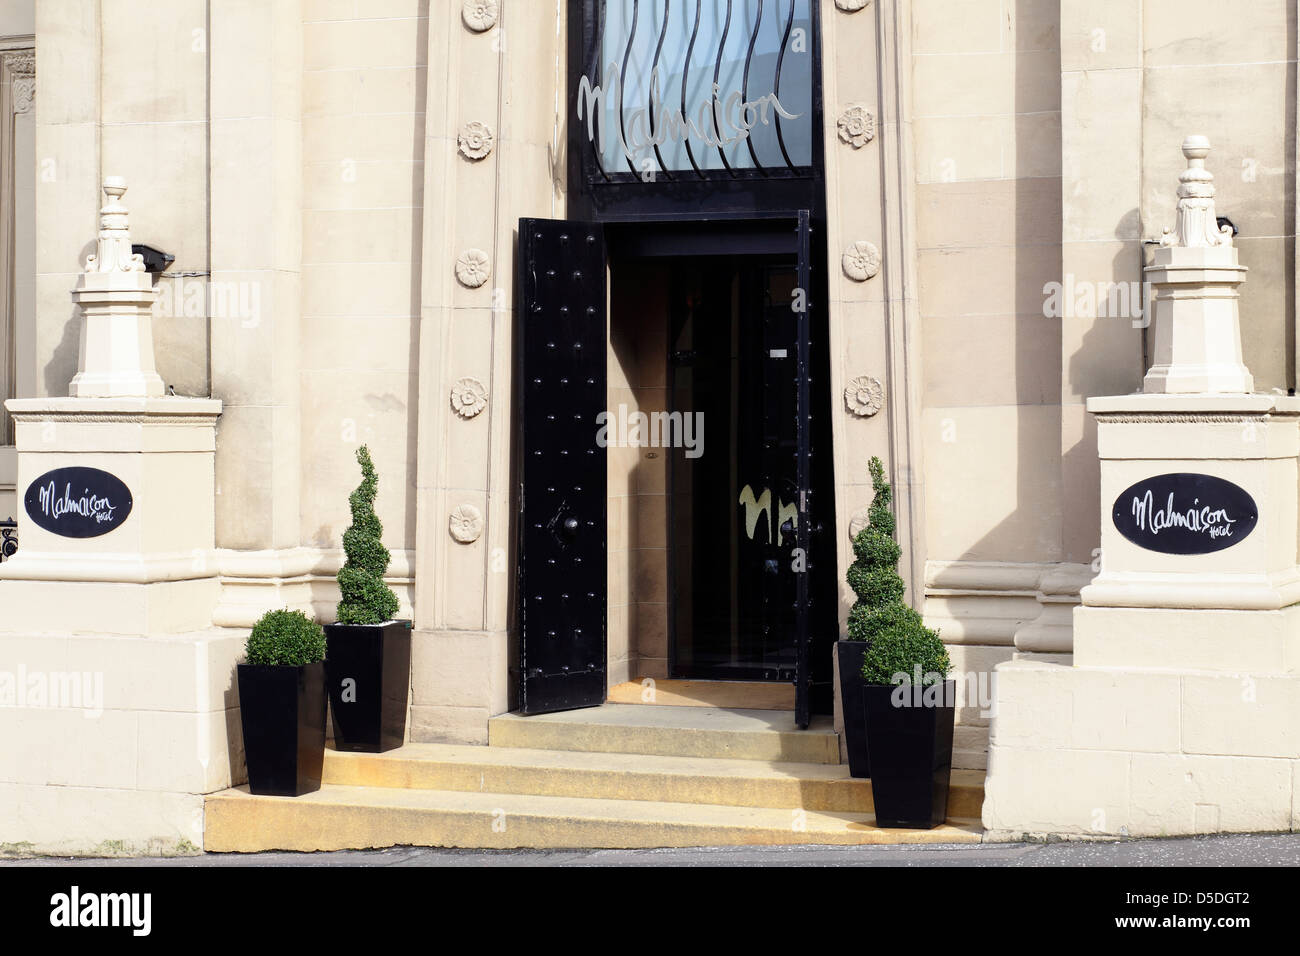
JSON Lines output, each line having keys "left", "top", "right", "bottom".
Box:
{"left": 953, "top": 0, "right": 1147, "bottom": 572}
{"left": 41, "top": 240, "right": 96, "bottom": 396}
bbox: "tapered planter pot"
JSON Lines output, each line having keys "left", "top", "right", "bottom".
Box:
{"left": 237, "top": 661, "right": 326, "bottom": 797}
{"left": 835, "top": 641, "right": 871, "bottom": 778}
{"left": 862, "top": 679, "right": 955, "bottom": 829}
{"left": 323, "top": 620, "right": 412, "bottom": 752}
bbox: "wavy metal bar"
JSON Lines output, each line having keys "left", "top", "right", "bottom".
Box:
{"left": 741, "top": 0, "right": 766, "bottom": 173}
{"left": 587, "top": 0, "right": 610, "bottom": 180}
{"left": 680, "top": 0, "right": 705, "bottom": 177}
{"left": 618, "top": 0, "right": 641, "bottom": 174}
{"left": 711, "top": 0, "right": 735, "bottom": 175}
{"left": 649, "top": 0, "right": 675, "bottom": 179}
{"left": 773, "top": 0, "right": 796, "bottom": 170}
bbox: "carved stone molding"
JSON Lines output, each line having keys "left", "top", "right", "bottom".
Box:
{"left": 455, "top": 249, "right": 492, "bottom": 288}
{"left": 3, "top": 51, "right": 34, "bottom": 114}
{"left": 837, "top": 106, "right": 874, "bottom": 148}
{"left": 835, "top": 0, "right": 871, "bottom": 11}
{"left": 449, "top": 504, "right": 484, "bottom": 543}
{"left": 844, "top": 375, "right": 884, "bottom": 417}
{"left": 1095, "top": 413, "right": 1273, "bottom": 425}
{"left": 462, "top": 0, "right": 499, "bottom": 32}
{"left": 458, "top": 121, "right": 495, "bottom": 161}
{"left": 841, "top": 240, "right": 880, "bottom": 281}
{"left": 450, "top": 377, "right": 488, "bottom": 418}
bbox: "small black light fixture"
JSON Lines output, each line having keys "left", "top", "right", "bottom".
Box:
{"left": 131, "top": 243, "right": 175, "bottom": 273}
{"left": 1216, "top": 216, "right": 1238, "bottom": 237}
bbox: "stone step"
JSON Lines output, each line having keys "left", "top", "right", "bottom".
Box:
{"left": 321, "top": 743, "right": 987, "bottom": 817}
{"left": 607, "top": 679, "right": 794, "bottom": 710}
{"left": 204, "top": 784, "right": 983, "bottom": 852}
{"left": 488, "top": 703, "right": 841, "bottom": 764}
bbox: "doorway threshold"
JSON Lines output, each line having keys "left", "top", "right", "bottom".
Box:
{"left": 608, "top": 678, "right": 794, "bottom": 711}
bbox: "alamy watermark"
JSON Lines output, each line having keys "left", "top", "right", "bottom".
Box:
{"left": 154, "top": 275, "right": 262, "bottom": 328}
{"left": 596, "top": 405, "right": 704, "bottom": 459}
{"left": 1043, "top": 275, "right": 1152, "bottom": 328}
{"left": 889, "top": 666, "right": 997, "bottom": 719}
{"left": 0, "top": 665, "right": 103, "bottom": 718}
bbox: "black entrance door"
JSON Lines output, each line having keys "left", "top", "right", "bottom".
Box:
{"left": 660, "top": 213, "right": 832, "bottom": 727}
{"left": 515, "top": 219, "right": 608, "bottom": 715}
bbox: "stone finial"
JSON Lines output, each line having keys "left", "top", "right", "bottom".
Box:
{"left": 70, "top": 176, "right": 164, "bottom": 399}
{"left": 1159, "top": 136, "right": 1234, "bottom": 250}
{"left": 85, "top": 177, "right": 146, "bottom": 274}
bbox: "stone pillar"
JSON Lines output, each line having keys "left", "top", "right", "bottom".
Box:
{"left": 206, "top": 0, "right": 305, "bottom": 623}
{"left": 409, "top": 1, "right": 563, "bottom": 743}
{"left": 0, "top": 179, "right": 237, "bottom": 855}
{"left": 0, "top": 178, "right": 222, "bottom": 630}
{"left": 983, "top": 139, "right": 1300, "bottom": 840}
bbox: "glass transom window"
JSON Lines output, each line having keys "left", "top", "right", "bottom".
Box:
{"left": 578, "top": 0, "right": 815, "bottom": 176}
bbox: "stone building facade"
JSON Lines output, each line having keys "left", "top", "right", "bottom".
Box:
{"left": 1, "top": 1, "right": 1297, "bottom": 852}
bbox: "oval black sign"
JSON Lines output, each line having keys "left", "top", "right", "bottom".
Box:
{"left": 24, "top": 467, "right": 134, "bottom": 539}
{"left": 1113, "top": 473, "right": 1256, "bottom": 555}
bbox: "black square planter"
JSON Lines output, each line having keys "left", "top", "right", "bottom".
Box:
{"left": 862, "top": 680, "right": 955, "bottom": 829}
{"left": 237, "top": 661, "right": 326, "bottom": 797}
{"left": 323, "top": 620, "right": 412, "bottom": 753}
{"left": 835, "top": 641, "right": 871, "bottom": 778}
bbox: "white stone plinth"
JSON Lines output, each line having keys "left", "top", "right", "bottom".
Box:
{"left": 1142, "top": 246, "right": 1253, "bottom": 394}
{"left": 983, "top": 391, "right": 1300, "bottom": 839}
{"left": 0, "top": 396, "right": 223, "bottom": 634}
{"left": 1083, "top": 392, "right": 1300, "bottom": 610}
{"left": 68, "top": 270, "right": 166, "bottom": 399}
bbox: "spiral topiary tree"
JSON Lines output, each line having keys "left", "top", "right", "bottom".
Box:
{"left": 847, "top": 456, "right": 950, "bottom": 685}
{"left": 336, "top": 445, "right": 400, "bottom": 625}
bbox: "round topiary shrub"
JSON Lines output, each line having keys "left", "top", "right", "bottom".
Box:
{"left": 848, "top": 456, "right": 950, "bottom": 686}
{"left": 245, "top": 609, "right": 326, "bottom": 667}
{"left": 336, "top": 445, "right": 401, "bottom": 626}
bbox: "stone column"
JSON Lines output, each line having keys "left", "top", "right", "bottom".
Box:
{"left": 206, "top": 0, "right": 306, "bottom": 625}
{"left": 983, "top": 139, "right": 1300, "bottom": 840}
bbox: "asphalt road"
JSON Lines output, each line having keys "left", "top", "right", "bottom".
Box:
{"left": 4, "top": 832, "right": 1299, "bottom": 866}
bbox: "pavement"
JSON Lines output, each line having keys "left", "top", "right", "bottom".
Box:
{"left": 3, "top": 832, "right": 1299, "bottom": 866}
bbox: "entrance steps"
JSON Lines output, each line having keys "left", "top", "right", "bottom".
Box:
{"left": 204, "top": 704, "right": 985, "bottom": 852}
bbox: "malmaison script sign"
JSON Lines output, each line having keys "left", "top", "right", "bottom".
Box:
{"left": 24, "top": 467, "right": 134, "bottom": 539}
{"left": 1112, "top": 473, "right": 1256, "bottom": 555}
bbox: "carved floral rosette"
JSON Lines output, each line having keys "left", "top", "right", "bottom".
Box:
{"left": 844, "top": 375, "right": 884, "bottom": 417}
{"left": 450, "top": 377, "right": 488, "bottom": 419}
{"left": 837, "top": 106, "right": 874, "bottom": 148}
{"left": 458, "top": 121, "right": 495, "bottom": 161}
{"left": 449, "top": 504, "right": 485, "bottom": 543}
{"left": 841, "top": 241, "right": 881, "bottom": 282}
{"left": 462, "top": 0, "right": 499, "bottom": 32}
{"left": 455, "top": 249, "right": 492, "bottom": 288}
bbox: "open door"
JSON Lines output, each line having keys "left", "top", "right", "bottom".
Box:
{"left": 515, "top": 219, "right": 608, "bottom": 715}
